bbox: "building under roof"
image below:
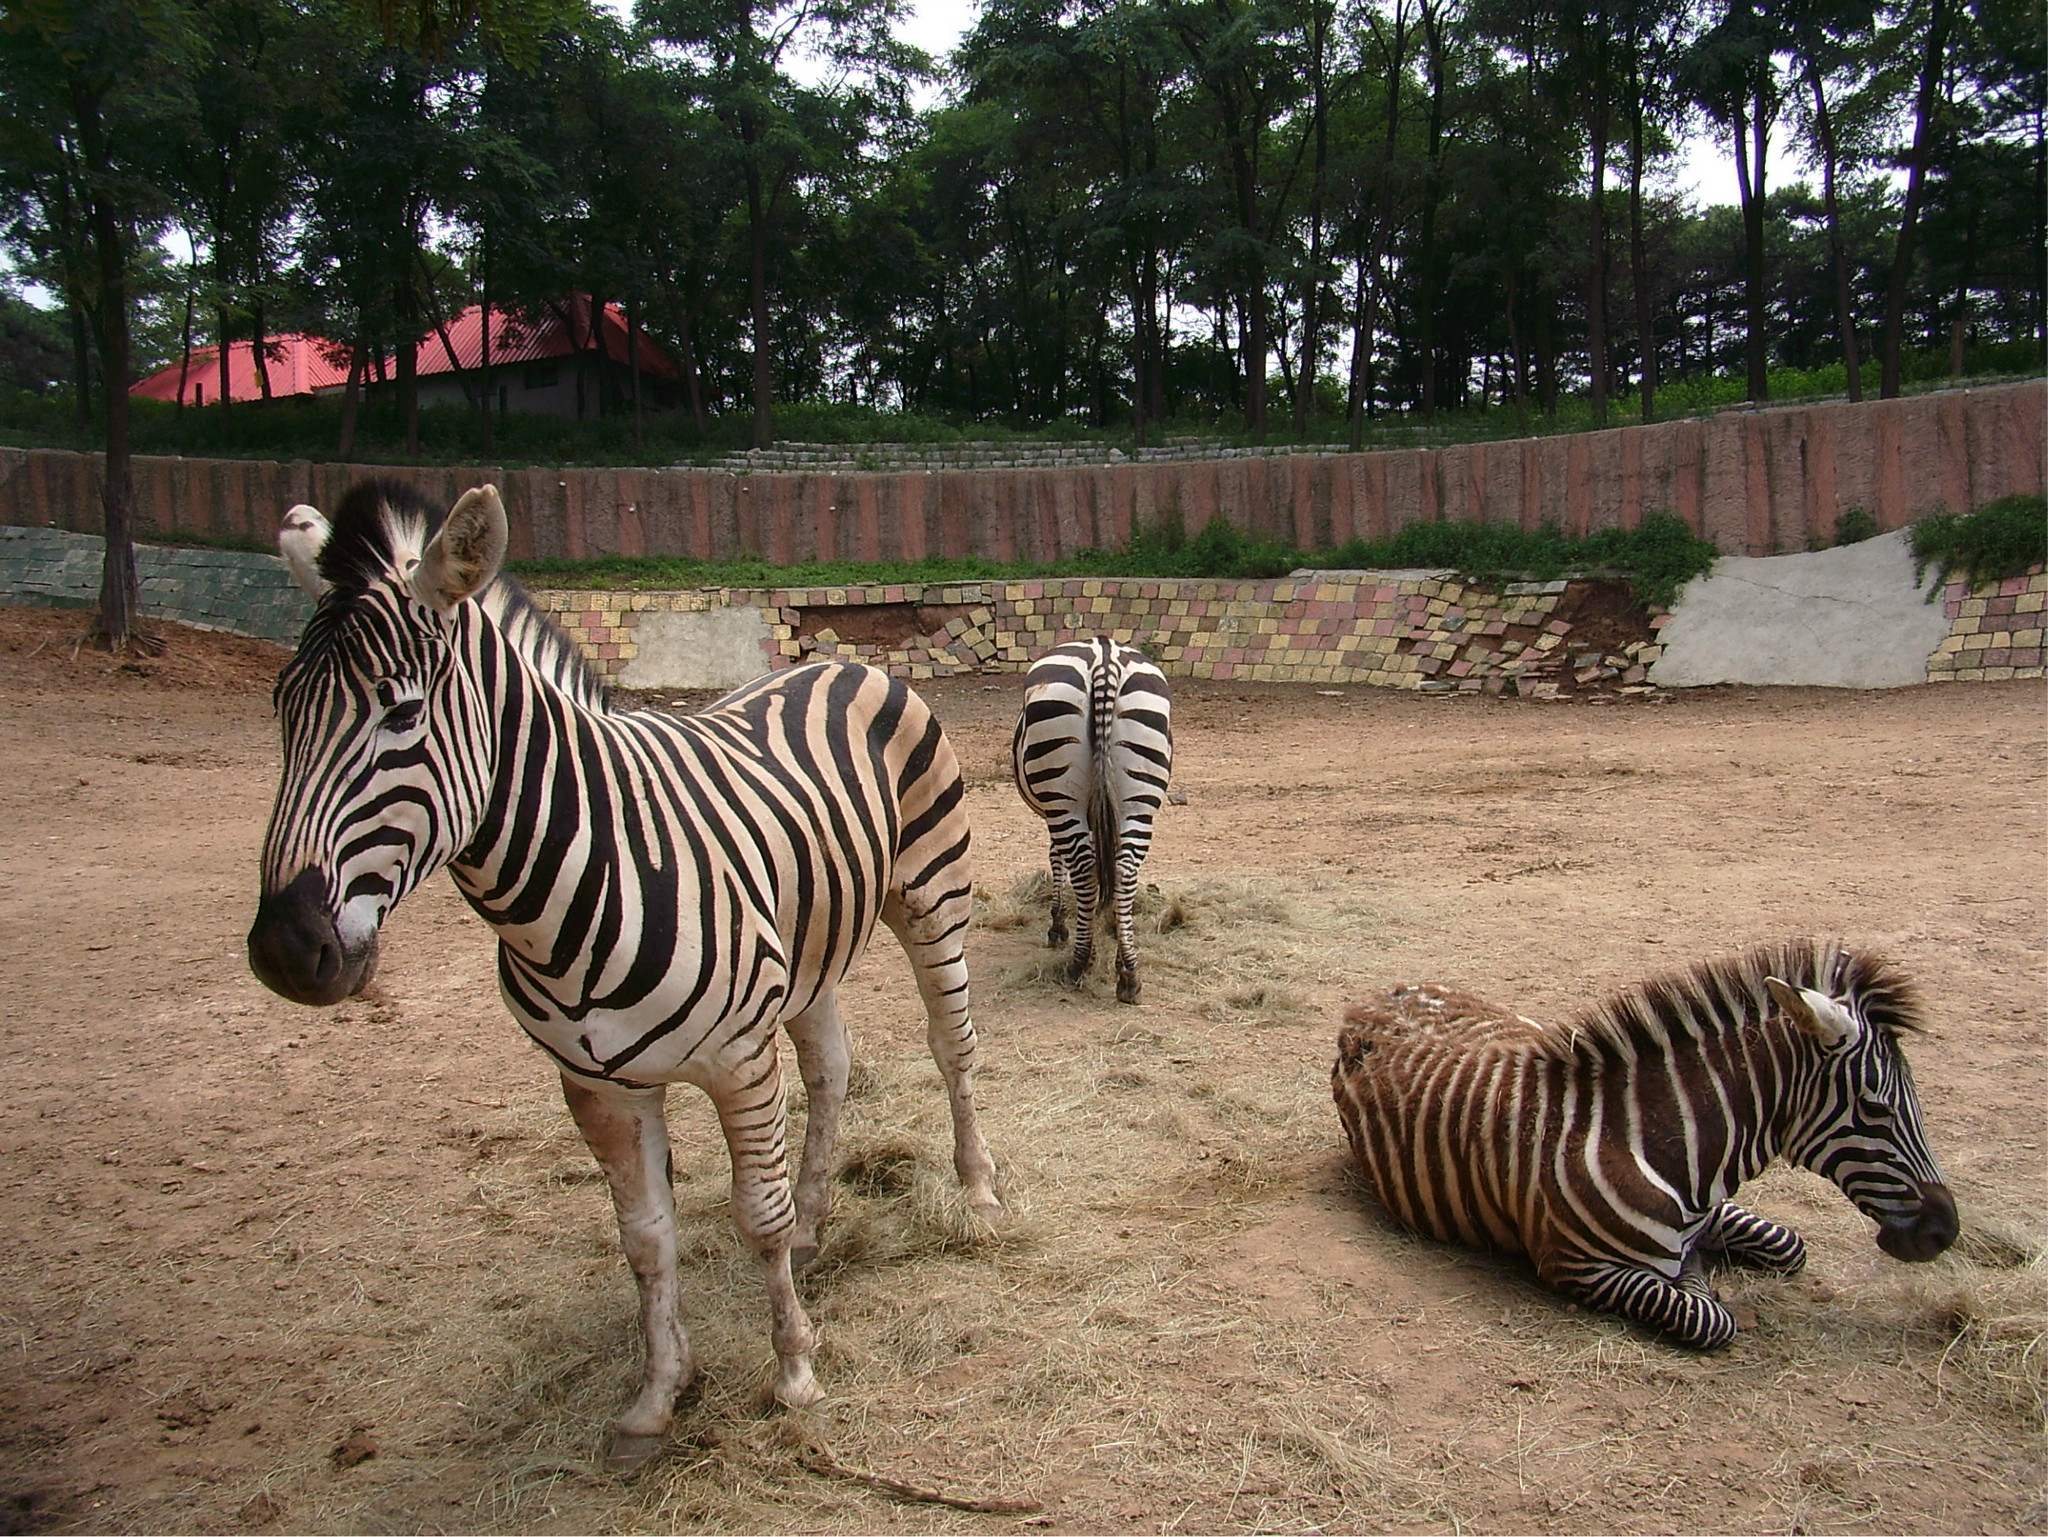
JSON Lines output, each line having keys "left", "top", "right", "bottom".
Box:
{"left": 132, "top": 296, "right": 680, "bottom": 417}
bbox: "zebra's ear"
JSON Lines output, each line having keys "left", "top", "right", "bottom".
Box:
{"left": 1766, "top": 976, "right": 1862, "bottom": 1050}
{"left": 279, "top": 504, "right": 331, "bottom": 597}
{"left": 414, "top": 484, "right": 507, "bottom": 614}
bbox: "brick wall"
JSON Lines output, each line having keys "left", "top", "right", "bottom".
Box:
{"left": 1926, "top": 566, "right": 2048, "bottom": 682}
{"left": 3, "top": 380, "right": 2039, "bottom": 562}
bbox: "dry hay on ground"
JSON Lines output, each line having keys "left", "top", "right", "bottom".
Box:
{"left": 0, "top": 608, "right": 2041, "bottom": 1535}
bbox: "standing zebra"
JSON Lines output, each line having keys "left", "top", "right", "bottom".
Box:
{"left": 1331, "top": 941, "right": 1957, "bottom": 1347}
{"left": 1011, "top": 638, "right": 1173, "bottom": 1003}
{"left": 247, "top": 479, "right": 999, "bottom": 1471}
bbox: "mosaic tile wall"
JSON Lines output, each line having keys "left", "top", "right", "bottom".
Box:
{"left": 533, "top": 575, "right": 1671, "bottom": 696}
{"left": 1926, "top": 565, "right": 2047, "bottom": 682}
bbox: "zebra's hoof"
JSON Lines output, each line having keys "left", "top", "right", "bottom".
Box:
{"left": 606, "top": 1431, "right": 666, "bottom": 1476}
{"left": 789, "top": 1240, "right": 819, "bottom": 1273}
{"left": 1047, "top": 925, "right": 1068, "bottom": 950}
{"left": 1116, "top": 972, "right": 1141, "bottom": 1004}
{"left": 1061, "top": 959, "right": 1091, "bottom": 988}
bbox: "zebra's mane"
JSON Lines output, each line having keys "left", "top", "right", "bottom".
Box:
{"left": 1550, "top": 940, "right": 1924, "bottom": 1063}
{"left": 298, "top": 477, "right": 608, "bottom": 713}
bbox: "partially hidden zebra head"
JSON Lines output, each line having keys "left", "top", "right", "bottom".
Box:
{"left": 248, "top": 479, "right": 507, "bottom": 1006}
{"left": 1767, "top": 961, "right": 1957, "bottom": 1264}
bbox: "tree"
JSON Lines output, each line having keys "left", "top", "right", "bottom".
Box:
{"left": 0, "top": 0, "right": 191, "bottom": 650}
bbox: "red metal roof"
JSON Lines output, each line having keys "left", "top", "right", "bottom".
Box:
{"left": 132, "top": 295, "right": 677, "bottom": 404}
{"left": 133, "top": 334, "right": 351, "bottom": 404}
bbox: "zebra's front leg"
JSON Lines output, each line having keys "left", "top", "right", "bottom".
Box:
{"left": 884, "top": 891, "right": 1000, "bottom": 1216}
{"left": 1547, "top": 1250, "right": 1738, "bottom": 1350}
{"left": 781, "top": 990, "right": 851, "bottom": 1272}
{"left": 1701, "top": 1200, "right": 1808, "bottom": 1274}
{"left": 708, "top": 1050, "right": 823, "bottom": 1409}
{"left": 1111, "top": 848, "right": 1142, "bottom": 1005}
{"left": 558, "top": 1073, "right": 695, "bottom": 1473}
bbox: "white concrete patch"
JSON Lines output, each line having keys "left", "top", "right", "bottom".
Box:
{"left": 618, "top": 606, "right": 772, "bottom": 690}
{"left": 1650, "top": 528, "right": 1951, "bottom": 689}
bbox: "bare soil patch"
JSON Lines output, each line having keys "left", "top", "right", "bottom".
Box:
{"left": 0, "top": 604, "right": 2041, "bottom": 1535}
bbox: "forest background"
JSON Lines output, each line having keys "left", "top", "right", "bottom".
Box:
{"left": 0, "top": 0, "right": 2041, "bottom": 643}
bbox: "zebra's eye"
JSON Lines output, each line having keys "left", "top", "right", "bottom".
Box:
{"left": 373, "top": 679, "right": 424, "bottom": 733}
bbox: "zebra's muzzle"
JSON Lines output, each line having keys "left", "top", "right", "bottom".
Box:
{"left": 1874, "top": 1180, "right": 1959, "bottom": 1263}
{"left": 248, "top": 867, "right": 380, "bottom": 1007}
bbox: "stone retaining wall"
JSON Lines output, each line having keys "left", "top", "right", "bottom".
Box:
{"left": 531, "top": 576, "right": 1667, "bottom": 697}
{"left": 0, "top": 526, "right": 312, "bottom": 643}
{"left": 3, "top": 381, "right": 2038, "bottom": 563}
{"left": 1927, "top": 567, "right": 2048, "bottom": 682}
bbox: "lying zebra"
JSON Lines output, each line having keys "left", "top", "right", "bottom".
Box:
{"left": 1331, "top": 941, "right": 1957, "bottom": 1347}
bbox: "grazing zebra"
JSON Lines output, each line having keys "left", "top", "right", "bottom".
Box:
{"left": 247, "top": 479, "right": 999, "bottom": 1471}
{"left": 1011, "top": 638, "right": 1173, "bottom": 1003}
{"left": 1330, "top": 941, "right": 1957, "bottom": 1347}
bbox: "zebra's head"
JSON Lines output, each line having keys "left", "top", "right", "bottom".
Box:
{"left": 247, "top": 480, "right": 508, "bottom": 1006}
{"left": 1767, "top": 973, "right": 1957, "bottom": 1264}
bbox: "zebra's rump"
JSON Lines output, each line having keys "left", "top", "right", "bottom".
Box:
{"left": 1333, "top": 985, "right": 1552, "bottom": 1256}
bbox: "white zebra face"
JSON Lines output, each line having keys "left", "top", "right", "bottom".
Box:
{"left": 249, "top": 484, "right": 505, "bottom": 1007}
{"left": 1772, "top": 978, "right": 1956, "bottom": 1263}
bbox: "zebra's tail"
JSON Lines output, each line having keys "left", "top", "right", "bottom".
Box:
{"left": 1086, "top": 640, "right": 1120, "bottom": 918}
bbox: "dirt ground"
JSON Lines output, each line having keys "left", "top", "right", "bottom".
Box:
{"left": 0, "top": 602, "right": 2041, "bottom": 1537}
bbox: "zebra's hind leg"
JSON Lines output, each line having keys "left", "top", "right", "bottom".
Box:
{"left": 558, "top": 1074, "right": 696, "bottom": 1473}
{"left": 1046, "top": 846, "right": 1071, "bottom": 952}
{"left": 782, "top": 989, "right": 851, "bottom": 1272}
{"left": 1059, "top": 836, "right": 1099, "bottom": 986}
{"left": 707, "top": 1049, "right": 823, "bottom": 1410}
{"left": 1702, "top": 1200, "right": 1807, "bottom": 1274}
{"left": 1111, "top": 849, "right": 1142, "bottom": 1004}
{"left": 883, "top": 890, "right": 1000, "bottom": 1216}
{"left": 1550, "top": 1252, "right": 1739, "bottom": 1349}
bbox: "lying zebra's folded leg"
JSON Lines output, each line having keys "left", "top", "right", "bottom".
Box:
{"left": 1700, "top": 1200, "right": 1808, "bottom": 1274}
{"left": 782, "top": 991, "right": 851, "bottom": 1273}
{"left": 1552, "top": 1252, "right": 1740, "bottom": 1350}
{"left": 559, "top": 1074, "right": 696, "bottom": 1472}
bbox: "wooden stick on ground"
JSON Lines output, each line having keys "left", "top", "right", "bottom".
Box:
{"left": 801, "top": 1444, "right": 1042, "bottom": 1516}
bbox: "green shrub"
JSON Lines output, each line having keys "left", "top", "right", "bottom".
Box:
{"left": 1832, "top": 507, "right": 1879, "bottom": 546}
{"left": 1911, "top": 495, "right": 2048, "bottom": 596}
{"left": 508, "top": 512, "right": 1719, "bottom": 609}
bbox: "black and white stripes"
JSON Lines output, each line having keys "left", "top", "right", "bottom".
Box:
{"left": 248, "top": 479, "right": 998, "bottom": 1469}
{"left": 1011, "top": 638, "right": 1173, "bottom": 1003}
{"left": 1331, "top": 941, "right": 1957, "bottom": 1347}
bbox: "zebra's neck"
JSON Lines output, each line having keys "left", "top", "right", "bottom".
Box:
{"left": 444, "top": 600, "right": 640, "bottom": 974}
{"left": 1668, "top": 1012, "right": 1813, "bottom": 1207}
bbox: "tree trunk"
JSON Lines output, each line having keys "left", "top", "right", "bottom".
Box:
{"left": 628, "top": 299, "right": 645, "bottom": 455}
{"left": 217, "top": 302, "right": 234, "bottom": 421}
{"left": 396, "top": 278, "right": 419, "bottom": 456}
{"left": 1806, "top": 60, "right": 1862, "bottom": 401}
{"left": 70, "top": 295, "right": 93, "bottom": 427}
{"left": 1880, "top": 0, "right": 1950, "bottom": 398}
{"left": 1628, "top": 69, "right": 1655, "bottom": 424}
{"left": 175, "top": 277, "right": 194, "bottom": 413}
{"left": 1732, "top": 87, "right": 1770, "bottom": 402}
{"left": 744, "top": 146, "right": 774, "bottom": 450}
{"left": 73, "top": 79, "right": 141, "bottom": 651}
{"left": 339, "top": 342, "right": 364, "bottom": 460}
{"left": 1587, "top": 32, "right": 1611, "bottom": 426}
{"left": 480, "top": 256, "right": 494, "bottom": 455}
{"left": 252, "top": 297, "right": 272, "bottom": 402}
